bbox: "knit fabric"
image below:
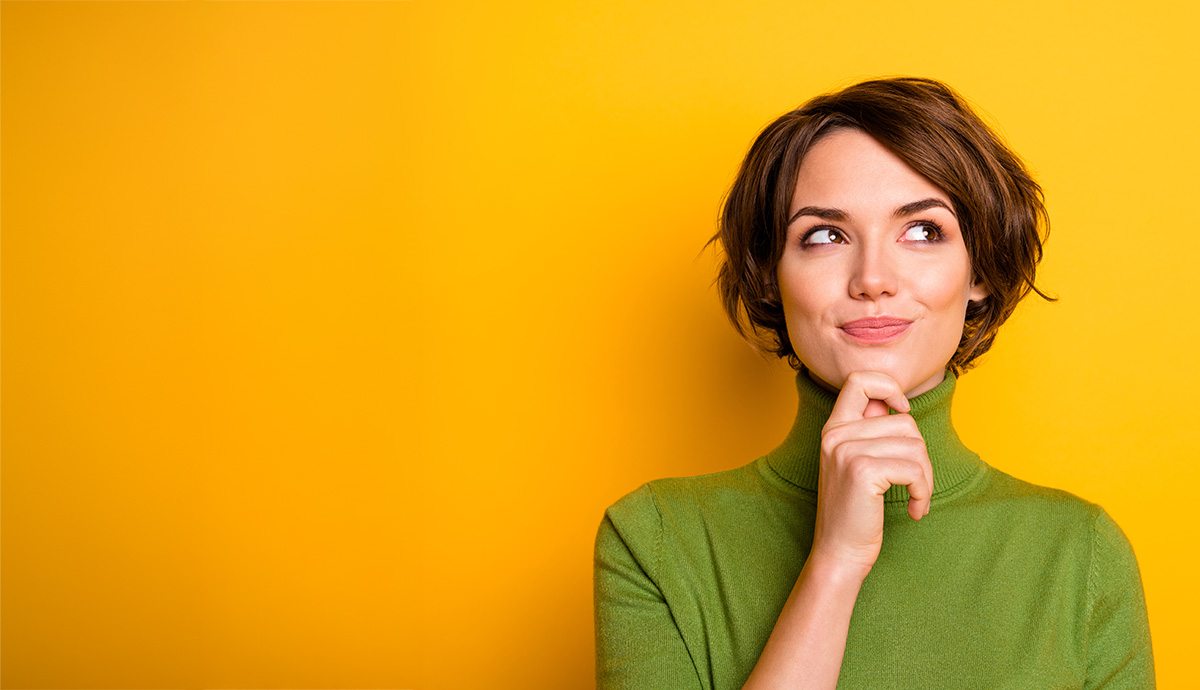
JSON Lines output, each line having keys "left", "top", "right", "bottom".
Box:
{"left": 594, "top": 369, "right": 1154, "bottom": 689}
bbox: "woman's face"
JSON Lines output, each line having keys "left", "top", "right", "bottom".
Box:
{"left": 777, "top": 128, "right": 989, "bottom": 398}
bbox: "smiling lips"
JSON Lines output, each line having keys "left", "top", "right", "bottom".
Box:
{"left": 840, "top": 316, "right": 913, "bottom": 343}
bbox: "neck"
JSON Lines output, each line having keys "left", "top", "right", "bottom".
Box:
{"left": 766, "top": 366, "right": 984, "bottom": 502}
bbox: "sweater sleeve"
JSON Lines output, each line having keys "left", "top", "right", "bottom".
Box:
{"left": 594, "top": 483, "right": 702, "bottom": 690}
{"left": 1083, "top": 508, "right": 1155, "bottom": 689}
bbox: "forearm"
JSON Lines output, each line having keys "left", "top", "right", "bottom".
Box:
{"left": 740, "top": 556, "right": 865, "bottom": 690}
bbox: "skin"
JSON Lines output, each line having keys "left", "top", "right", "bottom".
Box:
{"left": 741, "top": 128, "right": 989, "bottom": 690}
{"left": 775, "top": 127, "right": 989, "bottom": 399}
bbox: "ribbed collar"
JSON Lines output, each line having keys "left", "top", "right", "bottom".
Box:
{"left": 765, "top": 367, "right": 984, "bottom": 503}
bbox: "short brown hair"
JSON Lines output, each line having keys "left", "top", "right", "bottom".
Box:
{"left": 707, "top": 76, "right": 1056, "bottom": 376}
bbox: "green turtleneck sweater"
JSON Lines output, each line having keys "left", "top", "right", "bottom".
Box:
{"left": 594, "top": 369, "right": 1154, "bottom": 689}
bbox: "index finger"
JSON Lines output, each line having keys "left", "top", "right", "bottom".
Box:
{"left": 827, "top": 370, "right": 910, "bottom": 425}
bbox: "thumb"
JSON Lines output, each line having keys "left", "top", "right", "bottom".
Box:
{"left": 864, "top": 399, "right": 891, "bottom": 419}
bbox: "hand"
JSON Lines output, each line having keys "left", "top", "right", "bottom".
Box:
{"left": 808, "top": 370, "right": 934, "bottom": 582}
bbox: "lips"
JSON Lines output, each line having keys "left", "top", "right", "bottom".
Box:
{"left": 840, "top": 316, "right": 913, "bottom": 343}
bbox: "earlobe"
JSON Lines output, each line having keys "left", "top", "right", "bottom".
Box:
{"left": 969, "top": 276, "right": 990, "bottom": 303}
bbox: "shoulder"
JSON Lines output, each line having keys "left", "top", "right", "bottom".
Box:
{"left": 602, "top": 459, "right": 769, "bottom": 525}
{"left": 1085, "top": 505, "right": 1144, "bottom": 605}
{"left": 972, "top": 465, "right": 1107, "bottom": 524}
{"left": 593, "top": 463, "right": 752, "bottom": 577}
{"left": 595, "top": 460, "right": 784, "bottom": 582}
{"left": 969, "top": 466, "right": 1143, "bottom": 568}
{"left": 597, "top": 459, "right": 776, "bottom": 550}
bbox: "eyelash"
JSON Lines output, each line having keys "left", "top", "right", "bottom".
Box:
{"left": 800, "top": 221, "right": 946, "bottom": 246}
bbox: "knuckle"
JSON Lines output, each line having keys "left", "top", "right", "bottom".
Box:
{"left": 820, "top": 429, "right": 843, "bottom": 456}
{"left": 830, "top": 441, "right": 851, "bottom": 464}
{"left": 848, "top": 457, "right": 876, "bottom": 483}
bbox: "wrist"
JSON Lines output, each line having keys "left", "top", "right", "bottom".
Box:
{"left": 802, "top": 550, "right": 872, "bottom": 589}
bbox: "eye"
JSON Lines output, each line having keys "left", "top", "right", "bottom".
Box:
{"left": 902, "top": 222, "right": 944, "bottom": 242}
{"left": 802, "top": 227, "right": 847, "bottom": 245}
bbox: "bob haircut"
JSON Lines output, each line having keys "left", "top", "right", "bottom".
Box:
{"left": 709, "top": 76, "right": 1055, "bottom": 376}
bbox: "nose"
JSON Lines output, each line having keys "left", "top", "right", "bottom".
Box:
{"left": 847, "top": 240, "right": 898, "bottom": 300}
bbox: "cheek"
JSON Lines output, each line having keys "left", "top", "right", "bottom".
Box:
{"left": 921, "top": 256, "right": 973, "bottom": 301}
{"left": 914, "top": 271, "right": 974, "bottom": 327}
{"left": 778, "top": 268, "right": 832, "bottom": 324}
{"left": 778, "top": 272, "right": 840, "bottom": 363}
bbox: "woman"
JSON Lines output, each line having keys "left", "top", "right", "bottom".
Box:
{"left": 593, "top": 77, "right": 1154, "bottom": 689}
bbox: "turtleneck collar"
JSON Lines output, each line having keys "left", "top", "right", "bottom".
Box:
{"left": 765, "top": 367, "right": 985, "bottom": 503}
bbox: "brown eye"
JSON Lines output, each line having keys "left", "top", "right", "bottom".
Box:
{"left": 903, "top": 223, "right": 943, "bottom": 242}
{"left": 805, "top": 228, "right": 846, "bottom": 245}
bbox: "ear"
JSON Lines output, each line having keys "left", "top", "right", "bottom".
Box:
{"left": 968, "top": 275, "right": 989, "bottom": 303}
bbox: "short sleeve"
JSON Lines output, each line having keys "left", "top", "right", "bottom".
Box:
{"left": 1083, "top": 508, "right": 1155, "bottom": 688}
{"left": 594, "top": 484, "right": 702, "bottom": 690}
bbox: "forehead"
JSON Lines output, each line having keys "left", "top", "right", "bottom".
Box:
{"left": 790, "top": 129, "right": 951, "bottom": 212}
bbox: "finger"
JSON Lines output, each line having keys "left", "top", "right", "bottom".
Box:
{"left": 921, "top": 447, "right": 934, "bottom": 515}
{"left": 850, "top": 455, "right": 932, "bottom": 521}
{"left": 823, "top": 414, "right": 924, "bottom": 445}
{"left": 864, "top": 399, "right": 891, "bottom": 419}
{"left": 830, "top": 439, "right": 931, "bottom": 516}
{"left": 836, "top": 419, "right": 935, "bottom": 518}
{"left": 827, "top": 371, "right": 910, "bottom": 425}
{"left": 882, "top": 457, "right": 933, "bottom": 522}
{"left": 834, "top": 436, "right": 926, "bottom": 463}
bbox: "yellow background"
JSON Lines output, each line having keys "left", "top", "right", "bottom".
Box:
{"left": 2, "top": 0, "right": 1196, "bottom": 688}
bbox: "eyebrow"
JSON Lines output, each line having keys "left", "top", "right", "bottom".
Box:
{"left": 787, "top": 197, "right": 956, "bottom": 226}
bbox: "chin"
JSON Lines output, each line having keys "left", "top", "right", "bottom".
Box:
{"left": 810, "top": 354, "right": 938, "bottom": 396}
